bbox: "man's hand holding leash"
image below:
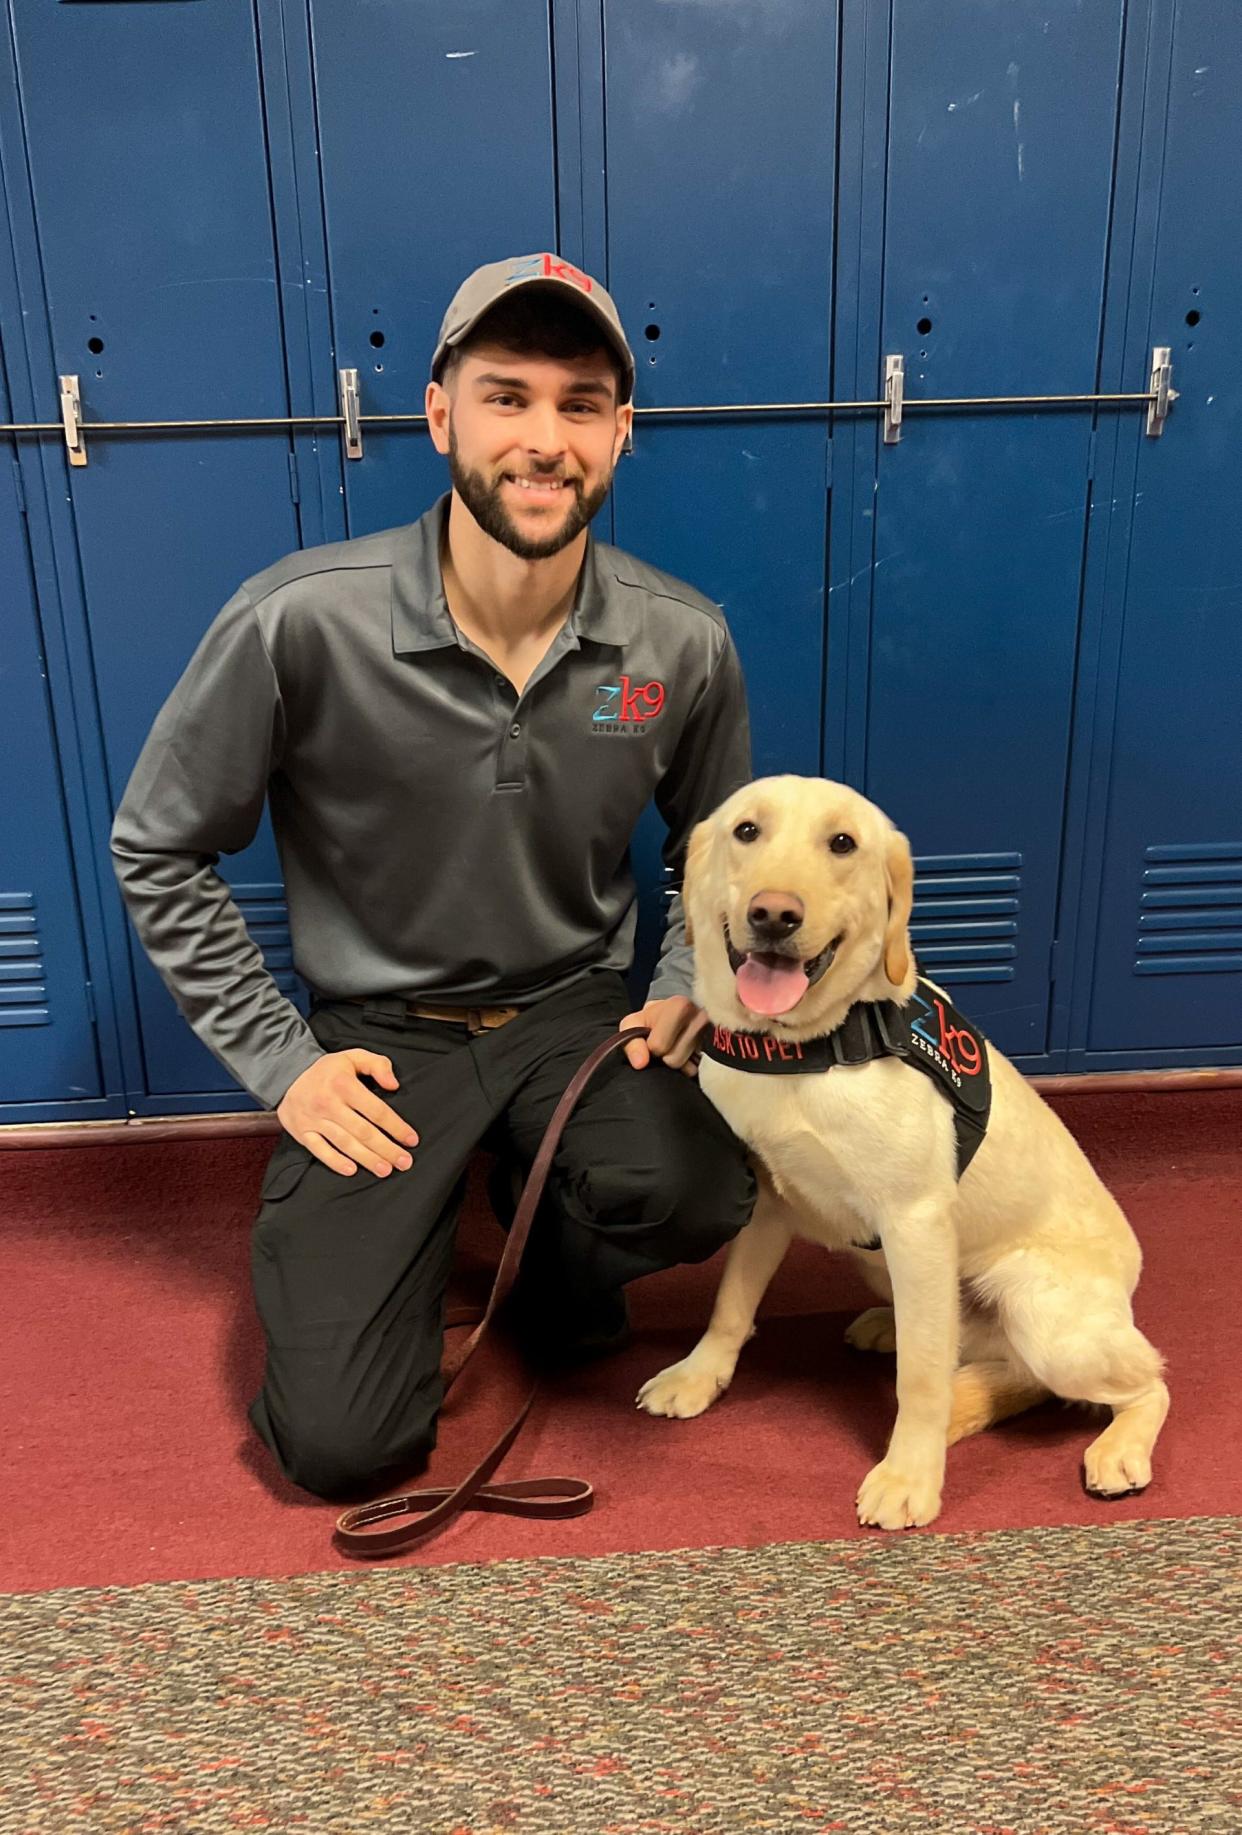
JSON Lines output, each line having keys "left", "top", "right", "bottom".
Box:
{"left": 619, "top": 996, "right": 709, "bottom": 1075}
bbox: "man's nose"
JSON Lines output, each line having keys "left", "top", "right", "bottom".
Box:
{"left": 746, "top": 891, "right": 805, "bottom": 943}
{"left": 523, "top": 403, "right": 567, "bottom": 459}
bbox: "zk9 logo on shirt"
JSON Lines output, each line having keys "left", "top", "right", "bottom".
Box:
{"left": 593, "top": 676, "right": 666, "bottom": 735}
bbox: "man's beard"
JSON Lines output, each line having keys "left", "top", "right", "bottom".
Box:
{"left": 448, "top": 426, "right": 612, "bottom": 560}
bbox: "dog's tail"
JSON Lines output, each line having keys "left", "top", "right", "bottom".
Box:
{"left": 947, "top": 1360, "right": 1050, "bottom": 1444}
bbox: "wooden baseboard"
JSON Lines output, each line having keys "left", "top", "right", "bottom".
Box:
{"left": 2, "top": 1065, "right": 1239, "bottom": 1149}
{"left": 1029, "top": 1067, "right": 1242, "bottom": 1096}
{"left": 0, "top": 1112, "right": 281, "bottom": 1150}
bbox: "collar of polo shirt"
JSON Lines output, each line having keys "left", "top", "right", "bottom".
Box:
{"left": 389, "top": 495, "right": 638, "bottom": 656}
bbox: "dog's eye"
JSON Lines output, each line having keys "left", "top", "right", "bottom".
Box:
{"left": 733, "top": 821, "right": 760, "bottom": 844}
{"left": 829, "top": 833, "right": 857, "bottom": 856}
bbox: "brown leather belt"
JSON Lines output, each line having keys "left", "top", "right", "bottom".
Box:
{"left": 333, "top": 1023, "right": 649, "bottom": 1560}
{"left": 407, "top": 1001, "right": 522, "bottom": 1033}
{"left": 339, "top": 995, "right": 522, "bottom": 1034}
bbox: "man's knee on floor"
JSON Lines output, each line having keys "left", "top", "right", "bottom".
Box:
{"left": 254, "top": 1393, "right": 438, "bottom": 1501}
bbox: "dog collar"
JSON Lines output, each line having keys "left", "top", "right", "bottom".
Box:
{"left": 700, "top": 977, "right": 992, "bottom": 1184}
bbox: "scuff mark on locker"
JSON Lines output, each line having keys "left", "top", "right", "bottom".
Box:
{"left": 153, "top": 278, "right": 277, "bottom": 292}
{"left": 831, "top": 555, "right": 897, "bottom": 594}
{"left": 655, "top": 53, "right": 700, "bottom": 110}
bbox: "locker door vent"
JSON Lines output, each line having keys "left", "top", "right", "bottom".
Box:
{"left": 235, "top": 882, "right": 301, "bottom": 997}
{"left": 909, "top": 852, "right": 1021, "bottom": 986}
{"left": 1135, "top": 844, "right": 1242, "bottom": 976}
{"left": 0, "top": 892, "right": 49, "bottom": 1027}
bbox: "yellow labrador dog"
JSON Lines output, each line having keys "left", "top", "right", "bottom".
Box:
{"left": 638, "top": 776, "right": 1168, "bottom": 1530}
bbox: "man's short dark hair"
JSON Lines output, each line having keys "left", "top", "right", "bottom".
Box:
{"left": 439, "top": 291, "right": 626, "bottom": 400}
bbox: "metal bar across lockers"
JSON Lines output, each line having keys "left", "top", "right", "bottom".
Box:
{"left": 2, "top": 348, "right": 1177, "bottom": 465}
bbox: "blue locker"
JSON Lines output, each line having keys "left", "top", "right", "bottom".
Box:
{"left": 0, "top": 371, "right": 101, "bottom": 1107}
{"left": 592, "top": 1, "right": 837, "bottom": 980}
{"left": 600, "top": 0, "right": 836, "bottom": 781}
{"left": 1072, "top": 0, "right": 1242, "bottom": 1065}
{"left": 8, "top": 0, "right": 307, "bottom": 1102}
{"left": 304, "top": 0, "right": 561, "bottom": 538}
{"left": 835, "top": 0, "right": 1127, "bottom": 1062}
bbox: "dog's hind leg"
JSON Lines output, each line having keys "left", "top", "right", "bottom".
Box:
{"left": 847, "top": 1267, "right": 1006, "bottom": 1358}
{"left": 636, "top": 1173, "right": 794, "bottom": 1420}
{"left": 850, "top": 1287, "right": 1052, "bottom": 1440}
{"left": 943, "top": 1298, "right": 1051, "bottom": 1441}
{"left": 993, "top": 1268, "right": 1169, "bottom": 1494}
{"left": 946, "top": 1360, "right": 1052, "bottom": 1444}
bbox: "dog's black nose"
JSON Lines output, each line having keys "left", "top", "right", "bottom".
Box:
{"left": 747, "top": 891, "right": 804, "bottom": 942}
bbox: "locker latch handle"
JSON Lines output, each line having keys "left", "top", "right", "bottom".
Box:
{"left": 883, "top": 354, "right": 905, "bottom": 444}
{"left": 1146, "top": 346, "right": 1176, "bottom": 438}
{"left": 58, "top": 374, "right": 87, "bottom": 467}
{"left": 338, "top": 367, "right": 363, "bottom": 460}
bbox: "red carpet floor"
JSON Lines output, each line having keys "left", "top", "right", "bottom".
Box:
{"left": 2, "top": 1089, "right": 1239, "bottom": 1595}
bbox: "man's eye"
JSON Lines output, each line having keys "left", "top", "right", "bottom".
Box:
{"left": 733, "top": 822, "right": 760, "bottom": 844}
{"left": 829, "top": 833, "right": 857, "bottom": 855}
{"left": 489, "top": 394, "right": 521, "bottom": 408}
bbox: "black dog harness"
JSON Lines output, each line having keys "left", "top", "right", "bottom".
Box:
{"left": 701, "top": 979, "right": 992, "bottom": 1250}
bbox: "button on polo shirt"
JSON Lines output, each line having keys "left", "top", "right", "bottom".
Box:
{"left": 112, "top": 494, "right": 751, "bottom": 1108}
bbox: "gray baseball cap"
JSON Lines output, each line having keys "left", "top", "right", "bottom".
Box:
{"left": 430, "top": 253, "right": 635, "bottom": 402}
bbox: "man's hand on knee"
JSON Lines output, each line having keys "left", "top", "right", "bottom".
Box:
{"left": 276, "top": 1051, "right": 420, "bottom": 1177}
{"left": 619, "top": 995, "right": 709, "bottom": 1075}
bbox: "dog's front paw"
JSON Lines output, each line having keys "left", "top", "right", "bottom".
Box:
{"left": 856, "top": 1458, "right": 943, "bottom": 1530}
{"left": 844, "top": 1306, "right": 897, "bottom": 1354}
{"left": 636, "top": 1351, "right": 732, "bottom": 1420}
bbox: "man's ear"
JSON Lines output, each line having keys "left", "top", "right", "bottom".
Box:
{"left": 425, "top": 379, "right": 451, "bottom": 456}
{"left": 883, "top": 828, "right": 915, "bottom": 985}
{"left": 613, "top": 400, "right": 634, "bottom": 465}
{"left": 681, "top": 819, "right": 712, "bottom": 947}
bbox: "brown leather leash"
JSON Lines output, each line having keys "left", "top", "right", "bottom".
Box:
{"left": 333, "top": 1025, "right": 649, "bottom": 1559}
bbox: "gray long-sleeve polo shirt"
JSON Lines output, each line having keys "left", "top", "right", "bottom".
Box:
{"left": 111, "top": 495, "right": 752, "bottom": 1108}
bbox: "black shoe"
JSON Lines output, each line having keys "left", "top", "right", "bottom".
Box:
{"left": 511, "top": 1283, "right": 631, "bottom": 1369}
{"left": 487, "top": 1156, "right": 631, "bottom": 1365}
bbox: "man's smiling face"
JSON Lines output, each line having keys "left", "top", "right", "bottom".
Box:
{"left": 430, "top": 342, "right": 632, "bottom": 560}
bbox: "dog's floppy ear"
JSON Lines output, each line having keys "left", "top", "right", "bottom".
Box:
{"left": 680, "top": 818, "right": 713, "bottom": 947}
{"left": 883, "top": 828, "right": 915, "bottom": 986}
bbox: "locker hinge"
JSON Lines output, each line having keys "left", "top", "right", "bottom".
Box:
{"left": 1048, "top": 939, "right": 1060, "bottom": 986}
{"left": 10, "top": 456, "right": 26, "bottom": 514}
{"left": 1085, "top": 430, "right": 1097, "bottom": 482}
{"left": 84, "top": 980, "right": 97, "bottom": 1026}
{"left": 287, "top": 453, "right": 300, "bottom": 505}
{"left": 824, "top": 439, "right": 833, "bottom": 491}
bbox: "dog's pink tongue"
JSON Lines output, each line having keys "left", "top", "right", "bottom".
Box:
{"left": 735, "top": 954, "right": 809, "bottom": 1017}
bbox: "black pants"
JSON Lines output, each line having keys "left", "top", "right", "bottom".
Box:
{"left": 249, "top": 972, "right": 755, "bottom": 1499}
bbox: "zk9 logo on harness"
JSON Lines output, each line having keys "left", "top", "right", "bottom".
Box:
{"left": 593, "top": 676, "right": 666, "bottom": 737}
{"left": 905, "top": 985, "right": 984, "bottom": 1088}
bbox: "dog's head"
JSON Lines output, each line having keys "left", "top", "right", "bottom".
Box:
{"left": 683, "top": 775, "right": 916, "bottom": 1038}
